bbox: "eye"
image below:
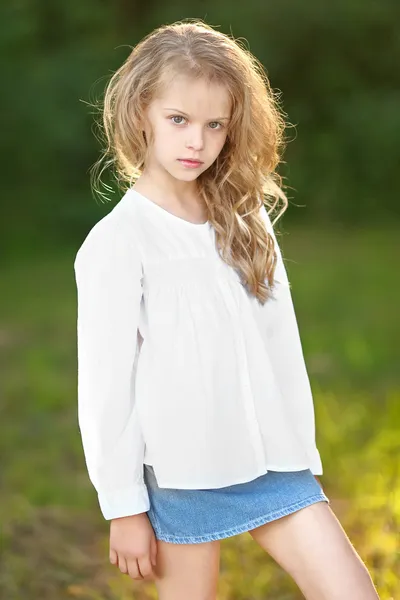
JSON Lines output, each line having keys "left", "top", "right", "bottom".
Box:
{"left": 170, "top": 115, "right": 186, "bottom": 125}
{"left": 209, "top": 121, "right": 223, "bottom": 130}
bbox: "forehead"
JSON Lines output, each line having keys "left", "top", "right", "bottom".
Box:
{"left": 153, "top": 74, "right": 231, "bottom": 117}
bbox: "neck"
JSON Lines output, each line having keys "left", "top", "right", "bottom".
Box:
{"left": 137, "top": 166, "right": 201, "bottom": 205}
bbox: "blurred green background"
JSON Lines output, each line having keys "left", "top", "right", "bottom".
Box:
{"left": 1, "top": 1, "right": 399, "bottom": 599}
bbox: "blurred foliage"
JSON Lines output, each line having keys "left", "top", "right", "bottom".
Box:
{"left": 1, "top": 0, "right": 399, "bottom": 259}
{"left": 1, "top": 226, "right": 398, "bottom": 598}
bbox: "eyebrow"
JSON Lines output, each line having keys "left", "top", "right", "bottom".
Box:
{"left": 163, "top": 108, "right": 230, "bottom": 121}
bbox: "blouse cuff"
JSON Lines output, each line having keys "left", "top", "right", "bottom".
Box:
{"left": 98, "top": 482, "right": 150, "bottom": 520}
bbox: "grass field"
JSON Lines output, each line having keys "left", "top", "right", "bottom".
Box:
{"left": 1, "top": 225, "right": 399, "bottom": 599}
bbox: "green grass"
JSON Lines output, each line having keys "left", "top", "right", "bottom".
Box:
{"left": 0, "top": 226, "right": 399, "bottom": 599}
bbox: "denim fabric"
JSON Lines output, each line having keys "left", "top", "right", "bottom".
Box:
{"left": 144, "top": 464, "right": 329, "bottom": 544}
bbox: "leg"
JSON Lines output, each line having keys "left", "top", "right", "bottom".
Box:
{"left": 153, "top": 538, "right": 221, "bottom": 600}
{"left": 248, "top": 501, "right": 379, "bottom": 600}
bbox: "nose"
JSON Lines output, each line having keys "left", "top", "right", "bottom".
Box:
{"left": 185, "top": 125, "right": 204, "bottom": 152}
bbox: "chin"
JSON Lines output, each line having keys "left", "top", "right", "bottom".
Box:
{"left": 169, "top": 168, "right": 204, "bottom": 181}
{"left": 179, "top": 172, "right": 202, "bottom": 181}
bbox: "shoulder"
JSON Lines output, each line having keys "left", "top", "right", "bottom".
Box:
{"left": 73, "top": 192, "right": 142, "bottom": 273}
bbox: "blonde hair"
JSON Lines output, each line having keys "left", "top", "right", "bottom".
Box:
{"left": 90, "top": 19, "right": 291, "bottom": 304}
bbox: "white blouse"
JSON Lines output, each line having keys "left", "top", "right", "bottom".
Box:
{"left": 74, "top": 187, "right": 323, "bottom": 520}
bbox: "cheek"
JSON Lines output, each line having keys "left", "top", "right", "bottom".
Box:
{"left": 152, "top": 121, "right": 173, "bottom": 145}
{"left": 211, "top": 133, "right": 228, "bottom": 155}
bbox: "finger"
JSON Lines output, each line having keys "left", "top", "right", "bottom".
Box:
{"left": 138, "top": 555, "right": 155, "bottom": 580}
{"left": 118, "top": 556, "right": 128, "bottom": 575}
{"left": 127, "top": 557, "right": 142, "bottom": 580}
{"left": 109, "top": 548, "right": 118, "bottom": 566}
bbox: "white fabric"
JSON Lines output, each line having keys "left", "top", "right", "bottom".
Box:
{"left": 74, "top": 187, "right": 323, "bottom": 520}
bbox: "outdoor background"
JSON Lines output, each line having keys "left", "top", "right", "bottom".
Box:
{"left": 1, "top": 1, "right": 399, "bottom": 599}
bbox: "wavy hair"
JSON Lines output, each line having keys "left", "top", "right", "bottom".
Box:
{"left": 90, "top": 19, "right": 291, "bottom": 304}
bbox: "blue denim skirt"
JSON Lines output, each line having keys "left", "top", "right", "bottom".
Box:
{"left": 144, "top": 464, "right": 329, "bottom": 544}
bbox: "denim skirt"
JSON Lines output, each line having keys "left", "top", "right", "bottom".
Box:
{"left": 143, "top": 464, "right": 329, "bottom": 544}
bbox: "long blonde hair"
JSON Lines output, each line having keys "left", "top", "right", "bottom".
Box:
{"left": 90, "top": 19, "right": 290, "bottom": 304}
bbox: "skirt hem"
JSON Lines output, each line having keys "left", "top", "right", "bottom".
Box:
{"left": 150, "top": 492, "right": 329, "bottom": 544}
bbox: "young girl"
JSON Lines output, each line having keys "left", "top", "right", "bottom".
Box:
{"left": 74, "top": 19, "right": 380, "bottom": 600}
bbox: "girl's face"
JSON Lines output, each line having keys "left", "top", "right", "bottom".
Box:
{"left": 143, "top": 74, "right": 231, "bottom": 184}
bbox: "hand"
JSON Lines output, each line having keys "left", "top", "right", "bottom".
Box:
{"left": 109, "top": 512, "right": 158, "bottom": 580}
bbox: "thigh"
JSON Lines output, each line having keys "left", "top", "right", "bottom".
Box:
{"left": 153, "top": 538, "right": 221, "bottom": 600}
{"left": 248, "top": 501, "right": 379, "bottom": 600}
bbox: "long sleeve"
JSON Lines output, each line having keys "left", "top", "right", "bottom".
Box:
{"left": 259, "top": 204, "right": 322, "bottom": 474}
{"left": 73, "top": 216, "right": 150, "bottom": 519}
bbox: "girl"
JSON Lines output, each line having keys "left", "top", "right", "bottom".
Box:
{"left": 74, "top": 19, "right": 380, "bottom": 600}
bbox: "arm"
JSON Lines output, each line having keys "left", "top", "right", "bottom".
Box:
{"left": 73, "top": 217, "right": 150, "bottom": 519}
{"left": 259, "top": 204, "right": 322, "bottom": 474}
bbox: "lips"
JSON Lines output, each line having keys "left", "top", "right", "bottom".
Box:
{"left": 178, "top": 159, "right": 203, "bottom": 164}
{"left": 177, "top": 159, "right": 204, "bottom": 170}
